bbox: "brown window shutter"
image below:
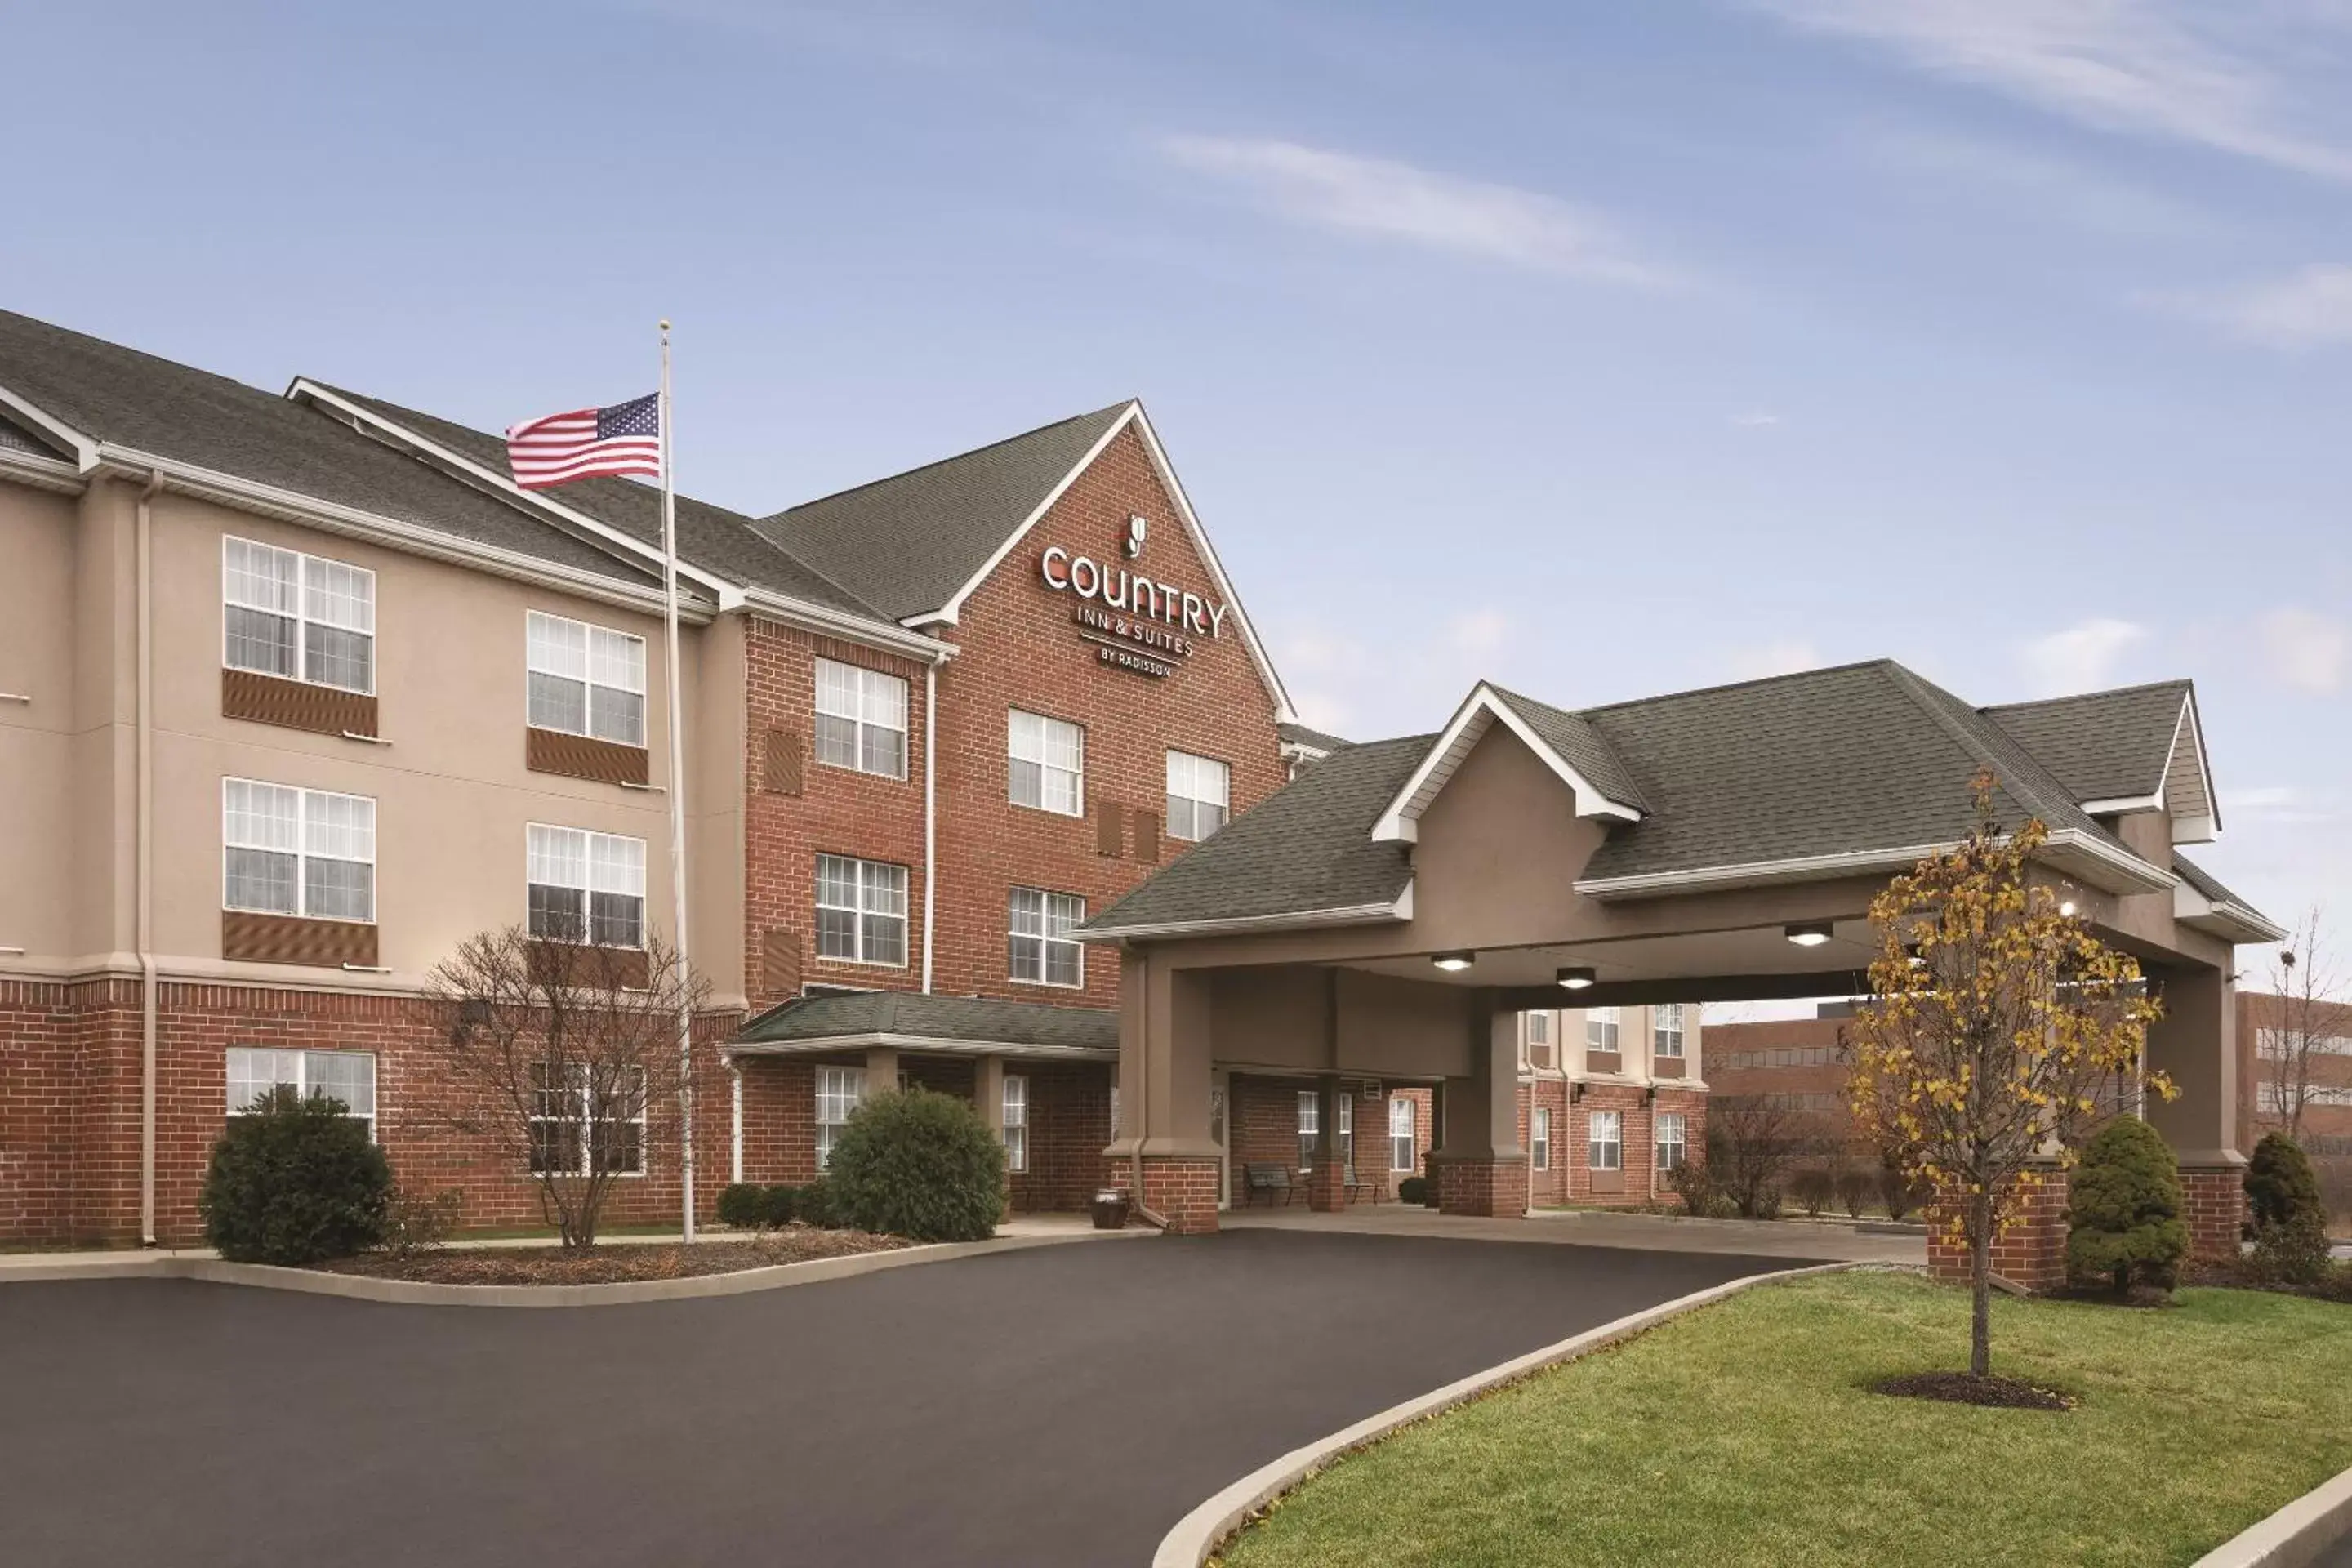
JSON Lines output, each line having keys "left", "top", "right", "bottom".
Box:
{"left": 1095, "top": 800, "right": 1125, "bottom": 858}
{"left": 764, "top": 727, "right": 803, "bottom": 795}
{"left": 1131, "top": 810, "right": 1160, "bottom": 865}
{"left": 762, "top": 928, "right": 803, "bottom": 996}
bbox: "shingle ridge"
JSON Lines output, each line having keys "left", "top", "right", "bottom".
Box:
{"left": 1981, "top": 677, "right": 2192, "bottom": 715}
{"left": 1565, "top": 657, "right": 1901, "bottom": 718}
{"left": 766, "top": 399, "right": 1134, "bottom": 522}
{"left": 1879, "top": 663, "right": 2091, "bottom": 830}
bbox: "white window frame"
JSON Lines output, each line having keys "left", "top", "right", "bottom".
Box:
{"left": 1165, "top": 750, "right": 1230, "bottom": 843}
{"left": 1531, "top": 1105, "right": 1551, "bottom": 1171}
{"left": 526, "top": 609, "right": 648, "bottom": 747}
{"left": 1656, "top": 1111, "right": 1687, "bottom": 1172}
{"left": 1389, "top": 1095, "right": 1416, "bottom": 1172}
{"left": 526, "top": 824, "right": 648, "bottom": 947}
{"left": 1586, "top": 1006, "right": 1621, "bottom": 1053}
{"left": 528, "top": 1062, "right": 647, "bottom": 1176}
{"left": 815, "top": 1065, "right": 867, "bottom": 1169}
{"left": 226, "top": 1048, "right": 377, "bottom": 1141}
{"left": 1526, "top": 1010, "right": 1551, "bottom": 1046}
{"left": 1003, "top": 1073, "right": 1029, "bottom": 1174}
{"left": 1297, "top": 1089, "right": 1319, "bottom": 1172}
{"left": 221, "top": 778, "right": 376, "bottom": 924}
{"left": 814, "top": 657, "right": 909, "bottom": 780}
{"left": 815, "top": 853, "right": 909, "bottom": 968}
{"left": 1009, "top": 709, "right": 1084, "bottom": 817}
{"left": 1652, "top": 1004, "right": 1686, "bottom": 1059}
{"left": 1588, "top": 1110, "right": 1624, "bottom": 1172}
{"left": 1008, "top": 887, "right": 1085, "bottom": 988}
{"left": 222, "top": 535, "right": 376, "bottom": 695}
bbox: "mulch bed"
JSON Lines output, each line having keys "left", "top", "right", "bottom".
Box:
{"left": 1872, "top": 1372, "right": 2074, "bottom": 1411}
{"left": 321, "top": 1227, "right": 911, "bottom": 1285}
{"left": 2180, "top": 1258, "right": 2352, "bottom": 1303}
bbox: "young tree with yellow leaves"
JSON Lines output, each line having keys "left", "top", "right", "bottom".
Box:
{"left": 1847, "top": 771, "right": 2168, "bottom": 1381}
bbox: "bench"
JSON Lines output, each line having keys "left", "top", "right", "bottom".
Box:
{"left": 1344, "top": 1169, "right": 1385, "bottom": 1204}
{"left": 1242, "top": 1162, "right": 1303, "bottom": 1206}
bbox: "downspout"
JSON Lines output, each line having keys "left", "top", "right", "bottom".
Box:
{"left": 920, "top": 661, "right": 938, "bottom": 993}
{"left": 136, "top": 471, "right": 163, "bottom": 1247}
{"left": 728, "top": 1055, "right": 743, "bottom": 1184}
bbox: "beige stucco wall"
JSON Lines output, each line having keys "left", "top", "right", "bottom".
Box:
{"left": 0, "top": 479, "right": 86, "bottom": 958}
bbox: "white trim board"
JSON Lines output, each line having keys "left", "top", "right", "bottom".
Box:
{"left": 1374, "top": 684, "right": 1642, "bottom": 844}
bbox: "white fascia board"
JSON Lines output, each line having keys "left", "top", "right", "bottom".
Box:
{"left": 0, "top": 445, "right": 88, "bottom": 497}
{"left": 2172, "top": 691, "right": 2222, "bottom": 839}
{"left": 737, "top": 586, "right": 956, "bottom": 663}
{"left": 917, "top": 403, "right": 1139, "bottom": 631}
{"left": 287, "top": 379, "right": 739, "bottom": 603}
{"left": 91, "top": 446, "right": 716, "bottom": 624}
{"left": 2040, "top": 827, "right": 2179, "bottom": 895}
{"left": 2082, "top": 793, "right": 2163, "bottom": 816}
{"left": 727, "top": 1031, "right": 1115, "bottom": 1062}
{"left": 1077, "top": 888, "right": 1413, "bottom": 944}
{"left": 0, "top": 381, "right": 98, "bottom": 471}
{"left": 2173, "top": 882, "right": 2289, "bottom": 945}
{"left": 1373, "top": 684, "right": 1641, "bottom": 844}
{"left": 1574, "top": 843, "right": 1957, "bottom": 899}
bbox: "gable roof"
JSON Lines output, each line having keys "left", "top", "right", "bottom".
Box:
{"left": 1982, "top": 680, "right": 2191, "bottom": 806}
{"left": 1372, "top": 683, "right": 1645, "bottom": 843}
{"left": 0, "top": 308, "right": 653, "bottom": 588}
{"left": 1277, "top": 720, "right": 1352, "bottom": 755}
{"left": 751, "top": 402, "right": 1134, "bottom": 622}
{"left": 729, "top": 989, "right": 1116, "bottom": 1057}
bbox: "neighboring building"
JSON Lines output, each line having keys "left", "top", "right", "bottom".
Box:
{"left": 0, "top": 307, "right": 1299, "bottom": 1245}
{"left": 1703, "top": 1013, "right": 1856, "bottom": 1152}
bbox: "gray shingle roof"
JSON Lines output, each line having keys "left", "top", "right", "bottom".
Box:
{"left": 753, "top": 402, "right": 1134, "bottom": 621}
{"left": 1084, "top": 734, "right": 1424, "bottom": 933}
{"left": 1489, "top": 684, "right": 1649, "bottom": 811}
{"left": 1277, "top": 721, "right": 1352, "bottom": 753}
{"left": 1981, "top": 681, "right": 2189, "bottom": 804}
{"left": 2171, "top": 852, "right": 2246, "bottom": 909}
{"left": 0, "top": 310, "right": 653, "bottom": 586}
{"left": 732, "top": 990, "right": 1116, "bottom": 1054}
{"left": 310, "top": 385, "right": 885, "bottom": 617}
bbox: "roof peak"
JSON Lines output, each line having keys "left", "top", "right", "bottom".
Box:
{"left": 1981, "top": 677, "right": 2193, "bottom": 713}
{"left": 766, "top": 399, "right": 1136, "bottom": 521}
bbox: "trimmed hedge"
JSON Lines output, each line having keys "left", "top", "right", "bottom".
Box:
{"left": 824, "top": 1088, "right": 1004, "bottom": 1242}
{"left": 2065, "top": 1116, "right": 2188, "bottom": 1296}
{"left": 199, "top": 1085, "right": 391, "bottom": 1265}
{"left": 2245, "top": 1133, "right": 2332, "bottom": 1284}
{"left": 1397, "top": 1175, "right": 1428, "bottom": 1205}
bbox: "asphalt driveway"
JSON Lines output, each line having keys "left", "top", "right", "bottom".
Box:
{"left": 0, "top": 1232, "right": 1811, "bottom": 1567}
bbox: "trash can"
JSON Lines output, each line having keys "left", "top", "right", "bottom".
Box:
{"left": 1090, "top": 1189, "right": 1131, "bottom": 1230}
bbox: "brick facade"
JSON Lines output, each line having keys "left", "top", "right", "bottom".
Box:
{"left": 2179, "top": 1165, "right": 2247, "bottom": 1262}
{"left": 1927, "top": 1168, "right": 2070, "bottom": 1291}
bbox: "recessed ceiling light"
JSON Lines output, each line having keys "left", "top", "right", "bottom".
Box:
{"left": 1557, "top": 966, "right": 1597, "bottom": 990}
{"left": 2060, "top": 900, "right": 2078, "bottom": 918}
{"left": 1784, "top": 921, "right": 1833, "bottom": 947}
{"left": 1431, "top": 951, "right": 1475, "bottom": 973}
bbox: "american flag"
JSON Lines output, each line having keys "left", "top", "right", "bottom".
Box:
{"left": 505, "top": 393, "right": 662, "bottom": 488}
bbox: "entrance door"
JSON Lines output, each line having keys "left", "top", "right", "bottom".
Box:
{"left": 1210, "top": 1070, "right": 1232, "bottom": 1210}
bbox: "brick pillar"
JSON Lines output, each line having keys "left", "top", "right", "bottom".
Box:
{"left": 1307, "top": 1073, "right": 1346, "bottom": 1212}
{"left": 1134, "top": 1155, "right": 1223, "bottom": 1235}
{"left": 1435, "top": 1156, "right": 1527, "bottom": 1217}
{"left": 1927, "top": 1165, "right": 2069, "bottom": 1292}
{"left": 2178, "top": 1164, "right": 2246, "bottom": 1261}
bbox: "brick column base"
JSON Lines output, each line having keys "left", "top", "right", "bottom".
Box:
{"left": 1435, "top": 1157, "right": 1528, "bottom": 1218}
{"left": 1120, "top": 1156, "right": 1223, "bottom": 1236}
{"left": 1307, "top": 1160, "right": 1347, "bottom": 1212}
{"left": 2179, "top": 1166, "right": 2247, "bottom": 1261}
{"left": 1927, "top": 1167, "right": 2069, "bottom": 1292}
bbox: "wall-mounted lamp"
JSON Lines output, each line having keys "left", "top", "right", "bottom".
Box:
{"left": 1431, "top": 951, "right": 1475, "bottom": 973}
{"left": 1784, "top": 921, "right": 1833, "bottom": 948}
{"left": 1557, "top": 965, "right": 1597, "bottom": 990}
{"left": 2059, "top": 900, "right": 2078, "bottom": 918}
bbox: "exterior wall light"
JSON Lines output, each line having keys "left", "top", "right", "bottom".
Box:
{"left": 1784, "top": 921, "right": 1833, "bottom": 947}
{"left": 2059, "top": 900, "right": 2078, "bottom": 917}
{"left": 1557, "top": 966, "right": 1597, "bottom": 990}
{"left": 1431, "top": 951, "right": 1476, "bottom": 972}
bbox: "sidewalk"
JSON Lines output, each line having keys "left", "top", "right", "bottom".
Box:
{"left": 1223, "top": 1201, "right": 1927, "bottom": 1265}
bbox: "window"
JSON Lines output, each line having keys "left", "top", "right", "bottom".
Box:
{"left": 1009, "top": 710, "right": 1083, "bottom": 816}
{"left": 527, "top": 825, "right": 646, "bottom": 947}
{"left": 528, "top": 1063, "right": 646, "bottom": 1174}
{"left": 816, "top": 854, "right": 908, "bottom": 966}
{"left": 1657, "top": 1111, "right": 1687, "bottom": 1172}
{"left": 1109, "top": 1085, "right": 1121, "bottom": 1142}
{"left": 1008, "top": 888, "right": 1085, "bottom": 987}
{"left": 1389, "top": 1095, "right": 1416, "bottom": 1171}
{"left": 815, "top": 657, "right": 908, "bottom": 779}
{"left": 1165, "top": 751, "right": 1230, "bottom": 842}
{"left": 815, "top": 1065, "right": 866, "bottom": 1169}
{"left": 1003, "top": 1074, "right": 1029, "bottom": 1174}
{"left": 1586, "top": 1007, "right": 1620, "bottom": 1052}
{"left": 1652, "top": 1004, "right": 1686, "bottom": 1059}
{"left": 222, "top": 779, "right": 376, "bottom": 922}
{"left": 1588, "top": 1110, "right": 1623, "bottom": 1172}
{"left": 1297, "top": 1089, "right": 1319, "bottom": 1170}
{"left": 227, "top": 1048, "right": 376, "bottom": 1140}
{"left": 1337, "top": 1092, "right": 1354, "bottom": 1175}
{"left": 527, "top": 610, "right": 646, "bottom": 747}
{"left": 1531, "top": 1106, "right": 1552, "bottom": 1170}
{"left": 223, "top": 537, "right": 376, "bottom": 693}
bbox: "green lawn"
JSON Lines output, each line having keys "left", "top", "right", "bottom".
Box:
{"left": 1218, "top": 1272, "right": 2352, "bottom": 1568}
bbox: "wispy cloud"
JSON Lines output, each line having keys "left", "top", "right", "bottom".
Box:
{"left": 2231, "top": 785, "right": 2344, "bottom": 826}
{"left": 1729, "top": 638, "right": 1823, "bottom": 679}
{"left": 2261, "top": 607, "right": 2351, "bottom": 693}
{"left": 1862, "top": 125, "right": 2208, "bottom": 238}
{"left": 1450, "top": 608, "right": 1512, "bottom": 659}
{"left": 1156, "top": 134, "right": 1678, "bottom": 286}
{"left": 2149, "top": 263, "right": 2352, "bottom": 350}
{"left": 2018, "top": 617, "right": 2146, "bottom": 694}
{"left": 1746, "top": 1, "right": 2352, "bottom": 181}
{"left": 1730, "top": 410, "right": 1783, "bottom": 429}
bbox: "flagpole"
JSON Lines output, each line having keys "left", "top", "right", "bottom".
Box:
{"left": 660, "top": 318, "right": 696, "bottom": 1245}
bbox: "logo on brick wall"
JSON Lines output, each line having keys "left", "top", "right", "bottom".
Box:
{"left": 1038, "top": 517, "right": 1229, "bottom": 681}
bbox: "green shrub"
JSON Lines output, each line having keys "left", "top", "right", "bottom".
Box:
{"left": 762, "top": 1183, "right": 799, "bottom": 1227}
{"left": 824, "top": 1088, "right": 1005, "bottom": 1242}
{"left": 796, "top": 1174, "right": 840, "bottom": 1229}
{"left": 198, "top": 1085, "right": 391, "bottom": 1265}
{"left": 1790, "top": 1167, "right": 1835, "bottom": 1217}
{"left": 1834, "top": 1167, "right": 1876, "bottom": 1218}
{"left": 2246, "top": 1133, "right": 2326, "bottom": 1236}
{"left": 2065, "top": 1116, "right": 2189, "bottom": 1296}
{"left": 716, "top": 1182, "right": 768, "bottom": 1229}
{"left": 1397, "top": 1175, "right": 1428, "bottom": 1205}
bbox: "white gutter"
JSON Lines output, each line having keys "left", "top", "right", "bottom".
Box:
{"left": 1574, "top": 830, "right": 2174, "bottom": 901}
{"left": 0, "top": 445, "right": 87, "bottom": 496}
{"left": 1077, "top": 889, "right": 1414, "bottom": 945}
{"left": 728, "top": 1031, "right": 1116, "bottom": 1062}
{"left": 729, "top": 1062, "right": 744, "bottom": 1185}
{"left": 135, "top": 470, "right": 163, "bottom": 1247}
{"left": 737, "top": 586, "right": 953, "bottom": 663}
{"left": 921, "top": 662, "right": 938, "bottom": 993}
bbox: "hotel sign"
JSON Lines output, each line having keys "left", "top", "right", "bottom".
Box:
{"left": 1038, "top": 514, "right": 1229, "bottom": 680}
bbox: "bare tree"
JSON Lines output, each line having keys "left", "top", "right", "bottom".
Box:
{"left": 1707, "top": 1094, "right": 1827, "bottom": 1217}
{"left": 2264, "top": 908, "right": 2342, "bottom": 1145}
{"left": 412, "top": 925, "right": 714, "bottom": 1248}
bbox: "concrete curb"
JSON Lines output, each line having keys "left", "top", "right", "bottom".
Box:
{"left": 1154, "top": 1260, "right": 1864, "bottom": 1568}
{"left": 2189, "top": 1461, "right": 2352, "bottom": 1568}
{"left": 2, "top": 1226, "right": 1146, "bottom": 1307}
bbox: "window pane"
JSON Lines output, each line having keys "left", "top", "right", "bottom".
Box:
{"left": 225, "top": 780, "right": 300, "bottom": 851}
{"left": 815, "top": 712, "right": 858, "bottom": 769}
{"left": 590, "top": 686, "right": 644, "bottom": 747}
{"left": 530, "top": 884, "right": 586, "bottom": 942}
{"left": 1042, "top": 762, "right": 1078, "bottom": 817}
{"left": 1009, "top": 933, "right": 1042, "bottom": 982}
{"left": 529, "top": 671, "right": 588, "bottom": 733}
{"left": 227, "top": 1048, "right": 303, "bottom": 1113}
{"left": 307, "top": 1051, "right": 376, "bottom": 1118}
{"left": 528, "top": 612, "right": 588, "bottom": 679}
{"left": 816, "top": 907, "right": 858, "bottom": 960}
{"left": 816, "top": 854, "right": 858, "bottom": 911}
{"left": 817, "top": 659, "right": 859, "bottom": 719}
{"left": 1045, "top": 942, "right": 1080, "bottom": 987}
{"left": 589, "top": 833, "right": 645, "bottom": 898}
{"left": 590, "top": 891, "right": 644, "bottom": 948}
{"left": 225, "top": 538, "right": 300, "bottom": 614}
{"left": 225, "top": 605, "right": 297, "bottom": 677}
{"left": 862, "top": 912, "right": 905, "bottom": 966}
{"left": 304, "top": 558, "right": 375, "bottom": 635}
{"left": 1009, "top": 888, "right": 1043, "bottom": 937}
{"left": 589, "top": 627, "right": 644, "bottom": 695}
{"left": 862, "top": 862, "right": 907, "bottom": 917}
{"left": 528, "top": 825, "right": 587, "bottom": 891}
{"left": 304, "top": 791, "right": 374, "bottom": 864}
{"left": 860, "top": 724, "right": 904, "bottom": 778}
{"left": 305, "top": 858, "right": 373, "bottom": 922}
{"left": 1165, "top": 798, "right": 1196, "bottom": 842}
{"left": 225, "top": 848, "right": 298, "bottom": 915}
{"left": 862, "top": 669, "right": 906, "bottom": 731}
{"left": 1008, "top": 757, "right": 1042, "bottom": 809}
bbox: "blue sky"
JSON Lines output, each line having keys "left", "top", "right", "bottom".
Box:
{"left": 7, "top": 1, "right": 2349, "bottom": 962}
